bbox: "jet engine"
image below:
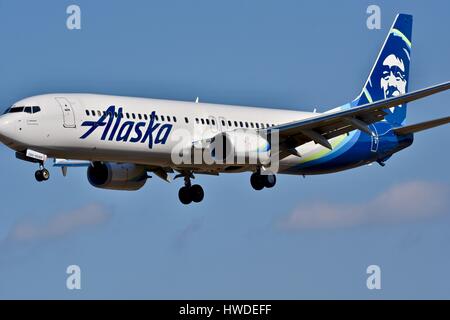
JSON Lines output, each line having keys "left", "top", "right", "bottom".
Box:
{"left": 87, "top": 162, "right": 148, "bottom": 191}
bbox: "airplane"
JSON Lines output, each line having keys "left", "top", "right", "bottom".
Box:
{"left": 0, "top": 14, "right": 449, "bottom": 205}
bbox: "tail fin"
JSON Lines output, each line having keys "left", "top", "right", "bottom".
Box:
{"left": 354, "top": 14, "right": 412, "bottom": 126}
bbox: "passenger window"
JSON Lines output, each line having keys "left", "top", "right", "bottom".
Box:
{"left": 144, "top": 114, "right": 148, "bottom": 120}
{"left": 201, "top": 119, "right": 205, "bottom": 125}
{"left": 97, "top": 111, "right": 101, "bottom": 116}
{"left": 161, "top": 115, "right": 165, "bottom": 121}
{"left": 173, "top": 116, "right": 177, "bottom": 122}
{"left": 239, "top": 121, "right": 243, "bottom": 127}
{"left": 228, "top": 120, "right": 232, "bottom": 127}
{"left": 245, "top": 122, "right": 249, "bottom": 128}
{"left": 195, "top": 118, "right": 199, "bottom": 124}
{"left": 132, "top": 113, "right": 136, "bottom": 120}
{"left": 206, "top": 119, "right": 210, "bottom": 125}
{"left": 138, "top": 114, "right": 142, "bottom": 120}
{"left": 234, "top": 121, "right": 238, "bottom": 127}
{"left": 185, "top": 117, "right": 189, "bottom": 124}
{"left": 256, "top": 123, "right": 259, "bottom": 129}
{"left": 167, "top": 116, "right": 171, "bottom": 122}
{"left": 212, "top": 119, "right": 216, "bottom": 126}
{"left": 91, "top": 110, "right": 95, "bottom": 116}
{"left": 86, "top": 110, "right": 90, "bottom": 116}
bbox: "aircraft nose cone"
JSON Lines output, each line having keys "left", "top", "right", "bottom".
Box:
{"left": 0, "top": 116, "right": 14, "bottom": 142}
{"left": 0, "top": 117, "right": 6, "bottom": 136}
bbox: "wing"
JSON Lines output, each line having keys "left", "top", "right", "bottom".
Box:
{"left": 53, "top": 159, "right": 175, "bottom": 182}
{"left": 268, "top": 81, "right": 450, "bottom": 155}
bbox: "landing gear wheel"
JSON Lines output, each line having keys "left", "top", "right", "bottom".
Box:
{"left": 178, "top": 173, "right": 204, "bottom": 205}
{"left": 178, "top": 186, "right": 192, "bottom": 205}
{"left": 250, "top": 172, "right": 265, "bottom": 191}
{"left": 41, "top": 169, "right": 50, "bottom": 181}
{"left": 263, "top": 174, "right": 276, "bottom": 188}
{"left": 35, "top": 169, "right": 50, "bottom": 182}
{"left": 35, "top": 170, "right": 44, "bottom": 182}
{"left": 190, "top": 184, "right": 204, "bottom": 203}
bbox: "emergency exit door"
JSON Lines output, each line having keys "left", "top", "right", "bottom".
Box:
{"left": 55, "top": 97, "right": 76, "bottom": 128}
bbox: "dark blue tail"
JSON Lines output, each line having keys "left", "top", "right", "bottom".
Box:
{"left": 354, "top": 14, "right": 413, "bottom": 126}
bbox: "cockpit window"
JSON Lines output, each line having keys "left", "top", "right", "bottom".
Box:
{"left": 9, "top": 107, "right": 25, "bottom": 113}
{"left": 5, "top": 106, "right": 41, "bottom": 114}
{"left": 3, "top": 108, "right": 11, "bottom": 115}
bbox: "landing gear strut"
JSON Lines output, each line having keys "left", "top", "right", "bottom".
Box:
{"left": 178, "top": 175, "right": 204, "bottom": 205}
{"left": 35, "top": 163, "right": 50, "bottom": 182}
{"left": 250, "top": 171, "right": 276, "bottom": 191}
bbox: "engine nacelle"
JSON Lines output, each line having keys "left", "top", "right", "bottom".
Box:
{"left": 87, "top": 162, "right": 148, "bottom": 191}
{"left": 212, "top": 130, "right": 271, "bottom": 165}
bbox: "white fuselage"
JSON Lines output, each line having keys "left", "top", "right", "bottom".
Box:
{"left": 0, "top": 93, "right": 332, "bottom": 175}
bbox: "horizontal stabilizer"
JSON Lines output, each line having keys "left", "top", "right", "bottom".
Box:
{"left": 393, "top": 116, "right": 450, "bottom": 135}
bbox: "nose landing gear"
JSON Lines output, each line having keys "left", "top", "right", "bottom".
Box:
{"left": 35, "top": 163, "right": 50, "bottom": 182}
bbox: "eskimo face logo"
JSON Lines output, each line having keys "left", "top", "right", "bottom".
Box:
{"left": 381, "top": 54, "right": 407, "bottom": 99}
{"left": 80, "top": 106, "right": 172, "bottom": 149}
{"left": 373, "top": 34, "right": 410, "bottom": 102}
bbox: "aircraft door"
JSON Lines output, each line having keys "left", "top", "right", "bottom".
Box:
{"left": 55, "top": 97, "right": 76, "bottom": 128}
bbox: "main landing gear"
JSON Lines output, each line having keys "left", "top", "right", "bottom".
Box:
{"left": 178, "top": 175, "right": 204, "bottom": 205}
{"left": 250, "top": 171, "right": 276, "bottom": 191}
{"left": 35, "top": 163, "right": 50, "bottom": 182}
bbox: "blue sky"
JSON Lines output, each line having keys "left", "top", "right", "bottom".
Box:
{"left": 0, "top": 0, "right": 449, "bottom": 299}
